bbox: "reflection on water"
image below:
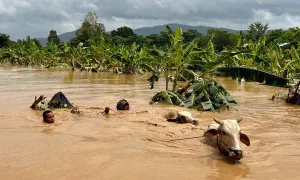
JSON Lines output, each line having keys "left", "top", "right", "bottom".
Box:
{"left": 1, "top": 66, "right": 300, "bottom": 180}
{"left": 206, "top": 158, "right": 250, "bottom": 180}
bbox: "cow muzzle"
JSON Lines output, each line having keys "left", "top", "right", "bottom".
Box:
{"left": 228, "top": 148, "right": 243, "bottom": 160}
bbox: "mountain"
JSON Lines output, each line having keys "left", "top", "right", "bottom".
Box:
{"left": 37, "top": 23, "right": 240, "bottom": 46}
{"left": 133, "top": 23, "right": 239, "bottom": 36}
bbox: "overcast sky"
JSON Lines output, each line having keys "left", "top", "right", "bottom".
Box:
{"left": 1, "top": 0, "right": 300, "bottom": 40}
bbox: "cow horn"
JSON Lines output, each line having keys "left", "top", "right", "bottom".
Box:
{"left": 213, "top": 118, "right": 221, "bottom": 124}
{"left": 237, "top": 118, "right": 243, "bottom": 123}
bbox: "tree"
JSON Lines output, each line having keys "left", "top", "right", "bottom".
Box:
{"left": 0, "top": 33, "right": 10, "bottom": 48}
{"left": 72, "top": 12, "right": 106, "bottom": 47}
{"left": 76, "top": 12, "right": 105, "bottom": 38}
{"left": 183, "top": 29, "right": 201, "bottom": 43}
{"left": 247, "top": 22, "right": 269, "bottom": 42}
{"left": 111, "top": 26, "right": 135, "bottom": 38}
{"left": 148, "top": 26, "right": 201, "bottom": 90}
{"left": 279, "top": 27, "right": 300, "bottom": 48}
{"left": 32, "top": 38, "right": 42, "bottom": 49}
{"left": 111, "top": 36, "right": 127, "bottom": 45}
{"left": 265, "top": 29, "right": 285, "bottom": 44}
{"left": 146, "top": 31, "right": 170, "bottom": 47}
{"left": 47, "top": 30, "right": 60, "bottom": 45}
{"left": 16, "top": 36, "right": 42, "bottom": 49}
{"left": 207, "top": 29, "right": 237, "bottom": 52}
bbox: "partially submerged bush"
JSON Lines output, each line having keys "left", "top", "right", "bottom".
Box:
{"left": 151, "top": 77, "right": 238, "bottom": 111}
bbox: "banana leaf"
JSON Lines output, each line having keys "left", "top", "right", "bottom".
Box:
{"left": 151, "top": 77, "right": 237, "bottom": 111}
{"left": 168, "top": 91, "right": 185, "bottom": 106}
{"left": 184, "top": 92, "right": 195, "bottom": 108}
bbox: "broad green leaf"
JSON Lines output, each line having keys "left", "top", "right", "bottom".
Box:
{"left": 161, "top": 91, "right": 173, "bottom": 104}
{"left": 201, "top": 101, "right": 214, "bottom": 111}
{"left": 167, "top": 91, "right": 185, "bottom": 106}
{"left": 184, "top": 92, "right": 195, "bottom": 108}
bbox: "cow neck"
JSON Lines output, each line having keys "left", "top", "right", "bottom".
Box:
{"left": 216, "top": 135, "right": 230, "bottom": 156}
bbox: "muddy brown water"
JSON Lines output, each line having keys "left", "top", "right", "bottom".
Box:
{"left": 1, "top": 66, "right": 300, "bottom": 180}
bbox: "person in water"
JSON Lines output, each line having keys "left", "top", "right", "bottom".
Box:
{"left": 116, "top": 99, "right": 130, "bottom": 110}
{"left": 43, "top": 110, "right": 55, "bottom": 123}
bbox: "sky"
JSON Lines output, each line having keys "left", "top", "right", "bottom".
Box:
{"left": 1, "top": 0, "right": 300, "bottom": 40}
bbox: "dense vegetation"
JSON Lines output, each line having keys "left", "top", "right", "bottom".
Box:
{"left": 1, "top": 12, "right": 300, "bottom": 110}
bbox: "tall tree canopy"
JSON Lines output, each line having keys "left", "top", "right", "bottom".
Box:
{"left": 0, "top": 33, "right": 10, "bottom": 48}
{"left": 47, "top": 30, "right": 60, "bottom": 45}
{"left": 207, "top": 29, "right": 237, "bottom": 52}
{"left": 71, "top": 12, "right": 106, "bottom": 47}
{"left": 182, "top": 29, "right": 201, "bottom": 43}
{"left": 247, "top": 22, "right": 269, "bottom": 42}
{"left": 111, "top": 26, "right": 135, "bottom": 38}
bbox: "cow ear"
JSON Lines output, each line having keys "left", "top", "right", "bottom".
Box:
{"left": 240, "top": 131, "right": 250, "bottom": 146}
{"left": 204, "top": 129, "right": 219, "bottom": 137}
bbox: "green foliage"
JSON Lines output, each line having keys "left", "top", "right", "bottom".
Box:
{"left": 151, "top": 75, "right": 238, "bottom": 111}
{"left": 71, "top": 12, "right": 105, "bottom": 47}
{"left": 183, "top": 29, "right": 201, "bottom": 43}
{"left": 266, "top": 29, "right": 285, "bottom": 44}
{"left": 279, "top": 27, "right": 300, "bottom": 48}
{"left": 207, "top": 29, "right": 237, "bottom": 52}
{"left": 247, "top": 22, "right": 269, "bottom": 42}
{"left": 47, "top": 30, "right": 60, "bottom": 45}
{"left": 147, "top": 25, "right": 201, "bottom": 91}
{"left": 146, "top": 31, "right": 170, "bottom": 47}
{"left": 111, "top": 26, "right": 135, "bottom": 38}
{"left": 0, "top": 33, "right": 10, "bottom": 48}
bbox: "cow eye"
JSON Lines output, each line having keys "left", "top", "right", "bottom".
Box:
{"left": 222, "top": 131, "right": 227, "bottom": 135}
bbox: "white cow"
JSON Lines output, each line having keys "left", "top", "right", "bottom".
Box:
{"left": 203, "top": 118, "right": 250, "bottom": 161}
{"left": 166, "top": 111, "right": 199, "bottom": 125}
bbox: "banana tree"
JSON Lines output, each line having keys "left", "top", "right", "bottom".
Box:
{"left": 111, "top": 42, "right": 152, "bottom": 74}
{"left": 68, "top": 42, "right": 94, "bottom": 71}
{"left": 283, "top": 46, "right": 300, "bottom": 79}
{"left": 86, "top": 35, "right": 112, "bottom": 72}
{"left": 148, "top": 25, "right": 201, "bottom": 90}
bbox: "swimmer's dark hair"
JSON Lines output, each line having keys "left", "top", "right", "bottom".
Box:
{"left": 43, "top": 110, "right": 52, "bottom": 119}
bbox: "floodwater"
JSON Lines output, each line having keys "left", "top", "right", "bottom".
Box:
{"left": 0, "top": 66, "right": 300, "bottom": 180}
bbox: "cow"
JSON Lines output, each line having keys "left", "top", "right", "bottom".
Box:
{"left": 203, "top": 118, "right": 250, "bottom": 161}
{"left": 165, "top": 111, "right": 199, "bottom": 126}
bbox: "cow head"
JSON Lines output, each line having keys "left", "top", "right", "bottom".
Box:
{"left": 204, "top": 118, "right": 250, "bottom": 161}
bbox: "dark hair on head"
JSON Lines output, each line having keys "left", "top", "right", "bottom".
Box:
{"left": 43, "top": 110, "right": 53, "bottom": 119}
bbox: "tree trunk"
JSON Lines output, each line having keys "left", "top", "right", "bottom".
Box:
{"left": 165, "top": 76, "right": 169, "bottom": 90}
{"left": 30, "top": 95, "right": 47, "bottom": 109}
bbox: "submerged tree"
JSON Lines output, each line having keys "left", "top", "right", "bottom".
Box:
{"left": 147, "top": 26, "right": 239, "bottom": 111}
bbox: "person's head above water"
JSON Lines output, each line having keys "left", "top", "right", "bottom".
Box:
{"left": 43, "top": 110, "right": 55, "bottom": 123}
{"left": 116, "top": 99, "right": 130, "bottom": 110}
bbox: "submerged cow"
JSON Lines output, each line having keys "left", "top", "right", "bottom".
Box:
{"left": 166, "top": 111, "right": 199, "bottom": 126}
{"left": 203, "top": 118, "right": 250, "bottom": 161}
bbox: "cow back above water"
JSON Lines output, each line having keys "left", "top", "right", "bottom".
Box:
{"left": 166, "top": 111, "right": 199, "bottom": 125}
{"left": 202, "top": 118, "right": 250, "bottom": 161}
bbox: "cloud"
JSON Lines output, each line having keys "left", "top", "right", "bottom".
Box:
{"left": 0, "top": 0, "right": 300, "bottom": 40}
